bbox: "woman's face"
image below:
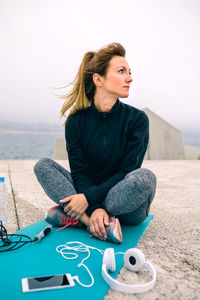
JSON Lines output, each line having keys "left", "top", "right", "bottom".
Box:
{"left": 101, "top": 55, "right": 133, "bottom": 99}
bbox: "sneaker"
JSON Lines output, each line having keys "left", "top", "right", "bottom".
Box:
{"left": 45, "top": 206, "right": 84, "bottom": 231}
{"left": 88, "top": 216, "right": 123, "bottom": 244}
{"left": 106, "top": 217, "right": 123, "bottom": 243}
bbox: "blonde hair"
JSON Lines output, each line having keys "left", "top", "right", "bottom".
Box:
{"left": 59, "top": 43, "right": 126, "bottom": 123}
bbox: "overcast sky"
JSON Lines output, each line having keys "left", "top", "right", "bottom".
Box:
{"left": 0, "top": 0, "right": 200, "bottom": 131}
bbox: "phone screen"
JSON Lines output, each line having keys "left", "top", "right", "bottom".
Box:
{"left": 28, "top": 274, "right": 70, "bottom": 290}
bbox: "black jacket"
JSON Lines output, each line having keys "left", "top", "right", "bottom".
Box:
{"left": 65, "top": 99, "right": 149, "bottom": 207}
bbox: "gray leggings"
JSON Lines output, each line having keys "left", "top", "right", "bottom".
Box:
{"left": 34, "top": 158, "right": 156, "bottom": 225}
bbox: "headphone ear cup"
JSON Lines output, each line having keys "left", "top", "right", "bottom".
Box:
{"left": 124, "top": 248, "right": 145, "bottom": 272}
{"left": 103, "top": 248, "right": 116, "bottom": 273}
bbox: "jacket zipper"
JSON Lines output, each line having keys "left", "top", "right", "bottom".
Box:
{"left": 103, "top": 115, "right": 106, "bottom": 150}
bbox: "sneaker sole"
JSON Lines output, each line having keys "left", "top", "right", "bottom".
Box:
{"left": 45, "top": 206, "right": 61, "bottom": 220}
{"left": 113, "top": 218, "right": 123, "bottom": 243}
{"left": 47, "top": 205, "right": 61, "bottom": 212}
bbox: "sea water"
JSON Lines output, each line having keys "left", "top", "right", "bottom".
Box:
{"left": 0, "top": 131, "right": 64, "bottom": 159}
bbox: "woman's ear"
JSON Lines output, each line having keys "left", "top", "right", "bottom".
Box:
{"left": 93, "top": 73, "right": 104, "bottom": 87}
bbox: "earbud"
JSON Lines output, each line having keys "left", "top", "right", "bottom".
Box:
{"left": 102, "top": 247, "right": 156, "bottom": 294}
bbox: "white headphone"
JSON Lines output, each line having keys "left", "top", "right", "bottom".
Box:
{"left": 56, "top": 242, "right": 156, "bottom": 294}
{"left": 102, "top": 248, "right": 156, "bottom": 294}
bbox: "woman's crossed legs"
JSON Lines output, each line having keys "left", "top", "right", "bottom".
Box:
{"left": 34, "top": 158, "right": 156, "bottom": 227}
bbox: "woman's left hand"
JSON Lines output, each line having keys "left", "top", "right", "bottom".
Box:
{"left": 60, "top": 194, "right": 88, "bottom": 219}
{"left": 89, "top": 208, "right": 110, "bottom": 240}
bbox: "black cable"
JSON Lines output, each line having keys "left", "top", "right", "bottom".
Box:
{"left": 0, "top": 221, "right": 35, "bottom": 252}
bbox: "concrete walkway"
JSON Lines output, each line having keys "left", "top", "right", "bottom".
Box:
{"left": 0, "top": 160, "right": 200, "bottom": 299}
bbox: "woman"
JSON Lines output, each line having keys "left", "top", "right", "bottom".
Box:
{"left": 34, "top": 43, "right": 156, "bottom": 243}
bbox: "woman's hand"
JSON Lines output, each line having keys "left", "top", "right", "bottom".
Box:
{"left": 89, "top": 209, "right": 110, "bottom": 240}
{"left": 60, "top": 194, "right": 88, "bottom": 219}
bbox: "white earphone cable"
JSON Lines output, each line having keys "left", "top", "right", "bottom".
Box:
{"left": 56, "top": 241, "right": 156, "bottom": 293}
{"left": 56, "top": 241, "right": 106, "bottom": 288}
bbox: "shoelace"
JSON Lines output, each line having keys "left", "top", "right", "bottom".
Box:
{"left": 56, "top": 218, "right": 79, "bottom": 231}
{"left": 109, "top": 216, "right": 113, "bottom": 222}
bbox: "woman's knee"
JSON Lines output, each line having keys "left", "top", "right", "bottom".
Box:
{"left": 126, "top": 168, "right": 157, "bottom": 199}
{"left": 34, "top": 157, "right": 54, "bottom": 176}
{"left": 126, "top": 167, "right": 156, "bottom": 183}
{"left": 104, "top": 168, "right": 156, "bottom": 216}
{"left": 143, "top": 168, "right": 157, "bottom": 198}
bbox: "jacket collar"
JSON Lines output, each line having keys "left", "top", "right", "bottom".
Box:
{"left": 90, "top": 99, "right": 120, "bottom": 116}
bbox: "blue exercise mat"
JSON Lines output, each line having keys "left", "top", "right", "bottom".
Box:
{"left": 0, "top": 215, "right": 153, "bottom": 300}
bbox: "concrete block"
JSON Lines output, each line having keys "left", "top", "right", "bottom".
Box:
{"left": 7, "top": 159, "right": 37, "bottom": 172}
{"left": 7, "top": 193, "right": 18, "bottom": 233}
{"left": 184, "top": 145, "right": 200, "bottom": 159}
{"left": 7, "top": 160, "right": 70, "bottom": 229}
{"left": 143, "top": 108, "right": 185, "bottom": 159}
{"left": 53, "top": 137, "right": 68, "bottom": 160}
{"left": 15, "top": 194, "right": 50, "bottom": 229}
{"left": 0, "top": 160, "right": 9, "bottom": 172}
{"left": 0, "top": 161, "right": 18, "bottom": 233}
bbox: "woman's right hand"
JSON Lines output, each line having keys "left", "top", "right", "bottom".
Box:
{"left": 89, "top": 208, "right": 110, "bottom": 240}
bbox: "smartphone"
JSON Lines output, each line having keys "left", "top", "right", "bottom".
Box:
{"left": 21, "top": 273, "right": 75, "bottom": 292}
